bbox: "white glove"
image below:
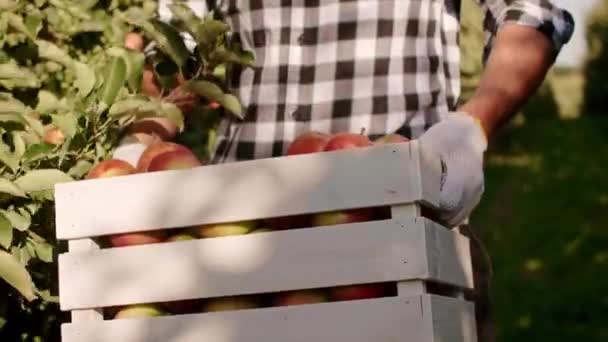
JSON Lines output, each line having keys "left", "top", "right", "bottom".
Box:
{"left": 418, "top": 112, "right": 487, "bottom": 227}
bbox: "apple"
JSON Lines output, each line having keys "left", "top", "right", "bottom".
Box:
{"left": 113, "top": 304, "right": 167, "bottom": 319}
{"left": 263, "top": 214, "right": 312, "bottom": 230}
{"left": 108, "top": 230, "right": 167, "bottom": 248}
{"left": 43, "top": 125, "right": 65, "bottom": 145}
{"left": 86, "top": 159, "right": 136, "bottom": 179}
{"left": 136, "top": 142, "right": 195, "bottom": 172}
{"left": 127, "top": 117, "right": 178, "bottom": 142}
{"left": 141, "top": 67, "right": 161, "bottom": 97}
{"left": 166, "top": 232, "right": 197, "bottom": 242}
{"left": 203, "top": 297, "right": 259, "bottom": 312}
{"left": 311, "top": 208, "right": 374, "bottom": 227}
{"left": 287, "top": 131, "right": 330, "bottom": 155}
{"left": 273, "top": 290, "right": 328, "bottom": 306}
{"left": 147, "top": 149, "right": 202, "bottom": 172}
{"left": 330, "top": 283, "right": 389, "bottom": 301}
{"left": 323, "top": 132, "right": 373, "bottom": 151}
{"left": 124, "top": 32, "right": 144, "bottom": 51}
{"left": 250, "top": 227, "right": 273, "bottom": 234}
{"left": 192, "top": 220, "right": 258, "bottom": 238}
{"left": 164, "top": 299, "right": 202, "bottom": 314}
{"left": 374, "top": 133, "right": 409, "bottom": 144}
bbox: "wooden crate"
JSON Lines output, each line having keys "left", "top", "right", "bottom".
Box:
{"left": 54, "top": 141, "right": 478, "bottom": 342}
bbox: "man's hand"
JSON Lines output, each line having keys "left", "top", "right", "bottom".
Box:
{"left": 419, "top": 112, "right": 487, "bottom": 227}
{"left": 419, "top": 24, "right": 557, "bottom": 226}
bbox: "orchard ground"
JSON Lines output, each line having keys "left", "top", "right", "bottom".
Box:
{"left": 470, "top": 67, "right": 608, "bottom": 341}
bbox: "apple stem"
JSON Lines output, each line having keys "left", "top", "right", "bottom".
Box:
{"left": 359, "top": 127, "right": 367, "bottom": 136}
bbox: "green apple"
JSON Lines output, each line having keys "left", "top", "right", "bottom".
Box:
{"left": 113, "top": 304, "right": 167, "bottom": 319}
{"left": 191, "top": 220, "right": 259, "bottom": 238}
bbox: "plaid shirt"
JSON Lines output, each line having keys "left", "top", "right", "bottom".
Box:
{"left": 159, "top": 0, "right": 574, "bottom": 163}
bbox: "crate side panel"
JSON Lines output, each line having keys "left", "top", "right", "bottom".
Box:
{"left": 61, "top": 296, "right": 431, "bottom": 342}
{"left": 428, "top": 295, "right": 477, "bottom": 342}
{"left": 423, "top": 219, "right": 474, "bottom": 290}
{"left": 59, "top": 220, "right": 428, "bottom": 310}
{"left": 55, "top": 142, "right": 437, "bottom": 240}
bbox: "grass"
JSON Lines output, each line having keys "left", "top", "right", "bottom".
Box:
{"left": 469, "top": 68, "right": 608, "bottom": 341}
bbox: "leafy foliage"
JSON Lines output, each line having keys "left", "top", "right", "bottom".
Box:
{"left": 0, "top": 1, "right": 254, "bottom": 340}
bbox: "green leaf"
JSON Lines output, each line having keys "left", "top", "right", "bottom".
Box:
{"left": 1, "top": 209, "right": 31, "bottom": 232}
{"left": 148, "top": 18, "right": 190, "bottom": 67}
{"left": 219, "top": 93, "right": 243, "bottom": 119}
{"left": 33, "top": 239, "right": 53, "bottom": 263}
{"left": 73, "top": 61, "right": 96, "bottom": 97}
{"left": 0, "top": 143, "right": 19, "bottom": 171}
{"left": 98, "top": 56, "right": 127, "bottom": 108}
{"left": 36, "top": 289, "right": 59, "bottom": 303}
{"left": 0, "top": 249, "right": 36, "bottom": 301}
{"left": 0, "top": 213, "right": 12, "bottom": 249}
{"left": 123, "top": 50, "right": 145, "bottom": 93}
{"left": 109, "top": 97, "right": 158, "bottom": 117}
{"left": 36, "top": 40, "right": 73, "bottom": 67}
{"left": 67, "top": 160, "right": 92, "bottom": 178}
{"left": 168, "top": 2, "right": 201, "bottom": 38}
{"left": 159, "top": 102, "right": 184, "bottom": 131}
{"left": 25, "top": 15, "right": 42, "bottom": 38}
{"left": 0, "top": 179, "right": 25, "bottom": 197}
{"left": 6, "top": 12, "right": 35, "bottom": 41}
{"left": 184, "top": 80, "right": 224, "bottom": 102}
{"left": 35, "top": 90, "right": 60, "bottom": 114}
{"left": 14, "top": 169, "right": 73, "bottom": 193}
{"left": 23, "top": 143, "right": 54, "bottom": 161}
{"left": 196, "top": 19, "right": 229, "bottom": 48}
{"left": 0, "top": 63, "right": 40, "bottom": 89}
{"left": 12, "top": 131, "right": 25, "bottom": 159}
{"left": 51, "top": 113, "right": 78, "bottom": 139}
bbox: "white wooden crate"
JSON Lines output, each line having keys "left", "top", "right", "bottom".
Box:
{"left": 54, "top": 141, "right": 478, "bottom": 342}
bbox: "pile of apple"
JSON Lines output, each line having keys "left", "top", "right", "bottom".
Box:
{"left": 88, "top": 129, "right": 408, "bottom": 319}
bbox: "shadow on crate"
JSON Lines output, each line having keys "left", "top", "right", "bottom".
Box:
{"left": 56, "top": 143, "right": 475, "bottom": 341}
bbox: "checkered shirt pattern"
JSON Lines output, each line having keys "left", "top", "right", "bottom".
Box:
{"left": 159, "top": 0, "right": 574, "bottom": 164}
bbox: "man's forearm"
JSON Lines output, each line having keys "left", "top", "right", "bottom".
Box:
{"left": 459, "top": 24, "right": 555, "bottom": 140}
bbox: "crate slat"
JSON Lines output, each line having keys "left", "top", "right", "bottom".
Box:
{"left": 55, "top": 141, "right": 441, "bottom": 240}
{"left": 58, "top": 219, "right": 425, "bottom": 310}
{"left": 60, "top": 295, "right": 474, "bottom": 342}
{"left": 425, "top": 220, "right": 474, "bottom": 289}
{"left": 58, "top": 218, "right": 471, "bottom": 311}
{"left": 428, "top": 295, "right": 478, "bottom": 342}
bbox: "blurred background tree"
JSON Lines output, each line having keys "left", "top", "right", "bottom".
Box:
{"left": 461, "top": 0, "right": 608, "bottom": 340}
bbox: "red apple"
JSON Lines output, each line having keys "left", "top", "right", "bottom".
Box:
{"left": 311, "top": 208, "right": 374, "bottom": 227}
{"left": 273, "top": 290, "right": 328, "bottom": 306}
{"left": 203, "top": 296, "right": 259, "bottom": 312}
{"left": 323, "top": 132, "right": 373, "bottom": 151}
{"left": 147, "top": 149, "right": 202, "bottom": 172}
{"left": 141, "top": 67, "right": 161, "bottom": 97}
{"left": 127, "top": 117, "right": 178, "bottom": 142}
{"left": 287, "top": 131, "right": 330, "bottom": 155}
{"left": 43, "top": 125, "right": 65, "bottom": 145}
{"left": 330, "top": 283, "right": 389, "bottom": 301}
{"left": 164, "top": 299, "right": 202, "bottom": 314}
{"left": 113, "top": 304, "right": 167, "bottom": 319}
{"left": 86, "top": 159, "right": 136, "bottom": 179}
{"left": 263, "top": 214, "right": 312, "bottom": 230}
{"left": 136, "top": 142, "right": 194, "bottom": 172}
{"left": 108, "top": 230, "right": 167, "bottom": 248}
{"left": 124, "top": 32, "right": 144, "bottom": 51}
{"left": 374, "top": 133, "right": 409, "bottom": 144}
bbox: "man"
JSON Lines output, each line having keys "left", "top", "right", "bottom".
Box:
{"left": 151, "top": 0, "right": 574, "bottom": 340}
